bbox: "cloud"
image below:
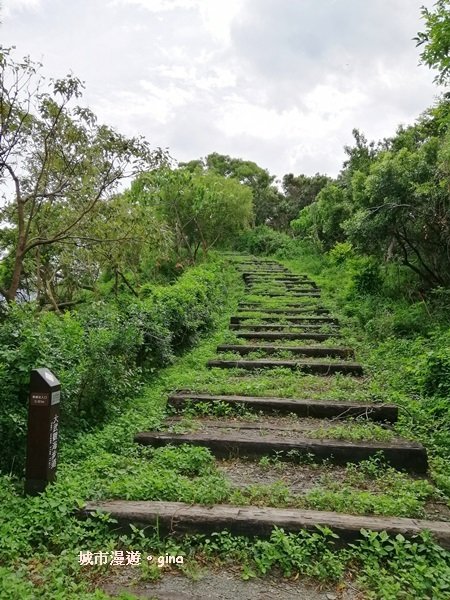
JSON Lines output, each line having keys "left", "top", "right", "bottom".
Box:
{"left": 2, "top": 0, "right": 42, "bottom": 18}
{"left": 0, "top": 0, "right": 442, "bottom": 178}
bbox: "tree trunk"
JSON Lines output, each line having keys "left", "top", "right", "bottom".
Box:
{"left": 6, "top": 246, "right": 25, "bottom": 302}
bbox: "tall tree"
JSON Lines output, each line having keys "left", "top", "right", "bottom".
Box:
{"left": 0, "top": 47, "right": 164, "bottom": 302}
{"left": 278, "top": 172, "right": 331, "bottom": 231}
{"left": 129, "top": 166, "right": 253, "bottom": 260}
{"left": 415, "top": 0, "right": 450, "bottom": 85}
{"left": 182, "top": 153, "right": 282, "bottom": 226}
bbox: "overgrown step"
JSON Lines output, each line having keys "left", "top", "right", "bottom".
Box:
{"left": 207, "top": 359, "right": 363, "bottom": 375}
{"left": 237, "top": 307, "right": 330, "bottom": 315}
{"left": 134, "top": 425, "right": 427, "bottom": 472}
{"left": 238, "top": 268, "right": 288, "bottom": 273}
{"left": 216, "top": 344, "right": 354, "bottom": 359}
{"left": 245, "top": 284, "right": 320, "bottom": 291}
{"left": 237, "top": 265, "right": 285, "bottom": 270}
{"left": 244, "top": 278, "right": 317, "bottom": 285}
{"left": 236, "top": 331, "right": 334, "bottom": 341}
{"left": 231, "top": 315, "right": 338, "bottom": 324}
{"left": 242, "top": 271, "right": 310, "bottom": 281}
{"left": 244, "top": 277, "right": 316, "bottom": 285}
{"left": 243, "top": 278, "right": 313, "bottom": 284}
{"left": 230, "top": 323, "right": 339, "bottom": 331}
{"left": 249, "top": 292, "right": 321, "bottom": 297}
{"left": 79, "top": 502, "right": 449, "bottom": 547}
{"left": 168, "top": 392, "right": 398, "bottom": 422}
{"left": 239, "top": 302, "right": 326, "bottom": 308}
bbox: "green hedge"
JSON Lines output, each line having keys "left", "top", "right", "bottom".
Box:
{"left": 0, "top": 260, "right": 226, "bottom": 474}
{"left": 237, "top": 225, "right": 299, "bottom": 258}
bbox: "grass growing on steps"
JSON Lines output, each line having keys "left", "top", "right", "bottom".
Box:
{"left": 1, "top": 254, "right": 449, "bottom": 599}
{"left": 276, "top": 250, "right": 450, "bottom": 500}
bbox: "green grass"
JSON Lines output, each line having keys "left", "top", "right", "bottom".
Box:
{"left": 306, "top": 422, "right": 396, "bottom": 442}
{"left": 1, "top": 252, "right": 450, "bottom": 599}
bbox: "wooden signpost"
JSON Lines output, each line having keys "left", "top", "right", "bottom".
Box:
{"left": 24, "top": 368, "right": 61, "bottom": 495}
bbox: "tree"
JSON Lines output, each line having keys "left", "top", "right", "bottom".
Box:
{"left": 0, "top": 47, "right": 165, "bottom": 303}
{"left": 279, "top": 172, "right": 331, "bottom": 231}
{"left": 129, "top": 166, "right": 253, "bottom": 260}
{"left": 415, "top": 0, "right": 450, "bottom": 85}
{"left": 345, "top": 138, "right": 450, "bottom": 287}
{"left": 291, "top": 183, "right": 351, "bottom": 248}
{"left": 181, "top": 153, "right": 282, "bottom": 226}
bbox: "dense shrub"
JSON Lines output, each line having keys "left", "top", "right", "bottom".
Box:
{"left": 421, "top": 346, "right": 450, "bottom": 399}
{"left": 238, "top": 225, "right": 298, "bottom": 257}
{"left": 348, "top": 257, "right": 383, "bottom": 296}
{"left": 0, "top": 260, "right": 226, "bottom": 474}
{"left": 327, "top": 241, "right": 354, "bottom": 265}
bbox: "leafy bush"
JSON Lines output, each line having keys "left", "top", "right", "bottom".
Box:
{"left": 349, "top": 257, "right": 383, "bottom": 296}
{"left": 327, "top": 241, "right": 354, "bottom": 265}
{"left": 238, "top": 226, "right": 297, "bottom": 257}
{"left": 421, "top": 347, "right": 450, "bottom": 398}
{"left": 0, "top": 259, "right": 227, "bottom": 474}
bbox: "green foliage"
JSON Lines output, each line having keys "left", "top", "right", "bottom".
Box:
{"left": 183, "top": 152, "right": 282, "bottom": 227}
{"left": 415, "top": 0, "right": 450, "bottom": 85}
{"left": 129, "top": 167, "right": 253, "bottom": 261}
{"left": 237, "top": 226, "right": 298, "bottom": 257}
{"left": 291, "top": 114, "right": 450, "bottom": 289}
{"left": 251, "top": 527, "right": 343, "bottom": 580}
{"left": 327, "top": 241, "right": 354, "bottom": 265}
{"left": 353, "top": 530, "right": 450, "bottom": 599}
{"left": 421, "top": 346, "right": 450, "bottom": 398}
{"left": 349, "top": 257, "right": 383, "bottom": 296}
{"left": 275, "top": 172, "right": 331, "bottom": 231}
{"left": 0, "top": 47, "right": 164, "bottom": 304}
{"left": 0, "top": 259, "right": 227, "bottom": 474}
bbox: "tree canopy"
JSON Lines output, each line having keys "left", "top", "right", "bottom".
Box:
{"left": 0, "top": 47, "right": 166, "bottom": 305}
{"left": 415, "top": 0, "right": 450, "bottom": 85}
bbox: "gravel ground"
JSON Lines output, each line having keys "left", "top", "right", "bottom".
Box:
{"left": 100, "top": 567, "right": 362, "bottom": 600}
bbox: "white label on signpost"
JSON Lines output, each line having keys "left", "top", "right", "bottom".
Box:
{"left": 51, "top": 390, "right": 61, "bottom": 405}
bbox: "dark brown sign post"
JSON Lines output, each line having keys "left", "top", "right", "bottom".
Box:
{"left": 25, "top": 368, "right": 61, "bottom": 495}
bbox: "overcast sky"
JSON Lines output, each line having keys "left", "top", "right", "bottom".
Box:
{"left": 1, "top": 0, "right": 442, "bottom": 179}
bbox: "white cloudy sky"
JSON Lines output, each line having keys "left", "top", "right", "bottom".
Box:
{"left": 1, "top": 0, "right": 442, "bottom": 178}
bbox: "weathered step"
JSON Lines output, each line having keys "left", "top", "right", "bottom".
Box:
{"left": 242, "top": 271, "right": 310, "bottom": 281}
{"left": 249, "top": 292, "right": 321, "bottom": 297}
{"left": 244, "top": 277, "right": 316, "bottom": 284}
{"left": 207, "top": 359, "right": 363, "bottom": 376}
{"left": 216, "top": 344, "right": 354, "bottom": 359}
{"left": 238, "top": 268, "right": 287, "bottom": 273}
{"left": 237, "top": 264, "right": 284, "bottom": 269}
{"left": 236, "top": 331, "right": 334, "bottom": 341}
{"left": 244, "top": 277, "right": 316, "bottom": 285}
{"left": 231, "top": 315, "right": 338, "bottom": 324}
{"left": 246, "top": 283, "right": 319, "bottom": 290}
{"left": 134, "top": 428, "right": 426, "bottom": 472}
{"left": 239, "top": 302, "right": 325, "bottom": 309}
{"left": 230, "top": 323, "right": 339, "bottom": 331}
{"left": 79, "top": 501, "right": 450, "bottom": 548}
{"left": 236, "top": 307, "right": 330, "bottom": 315}
{"left": 244, "top": 279, "right": 313, "bottom": 284}
{"left": 168, "top": 392, "right": 398, "bottom": 422}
